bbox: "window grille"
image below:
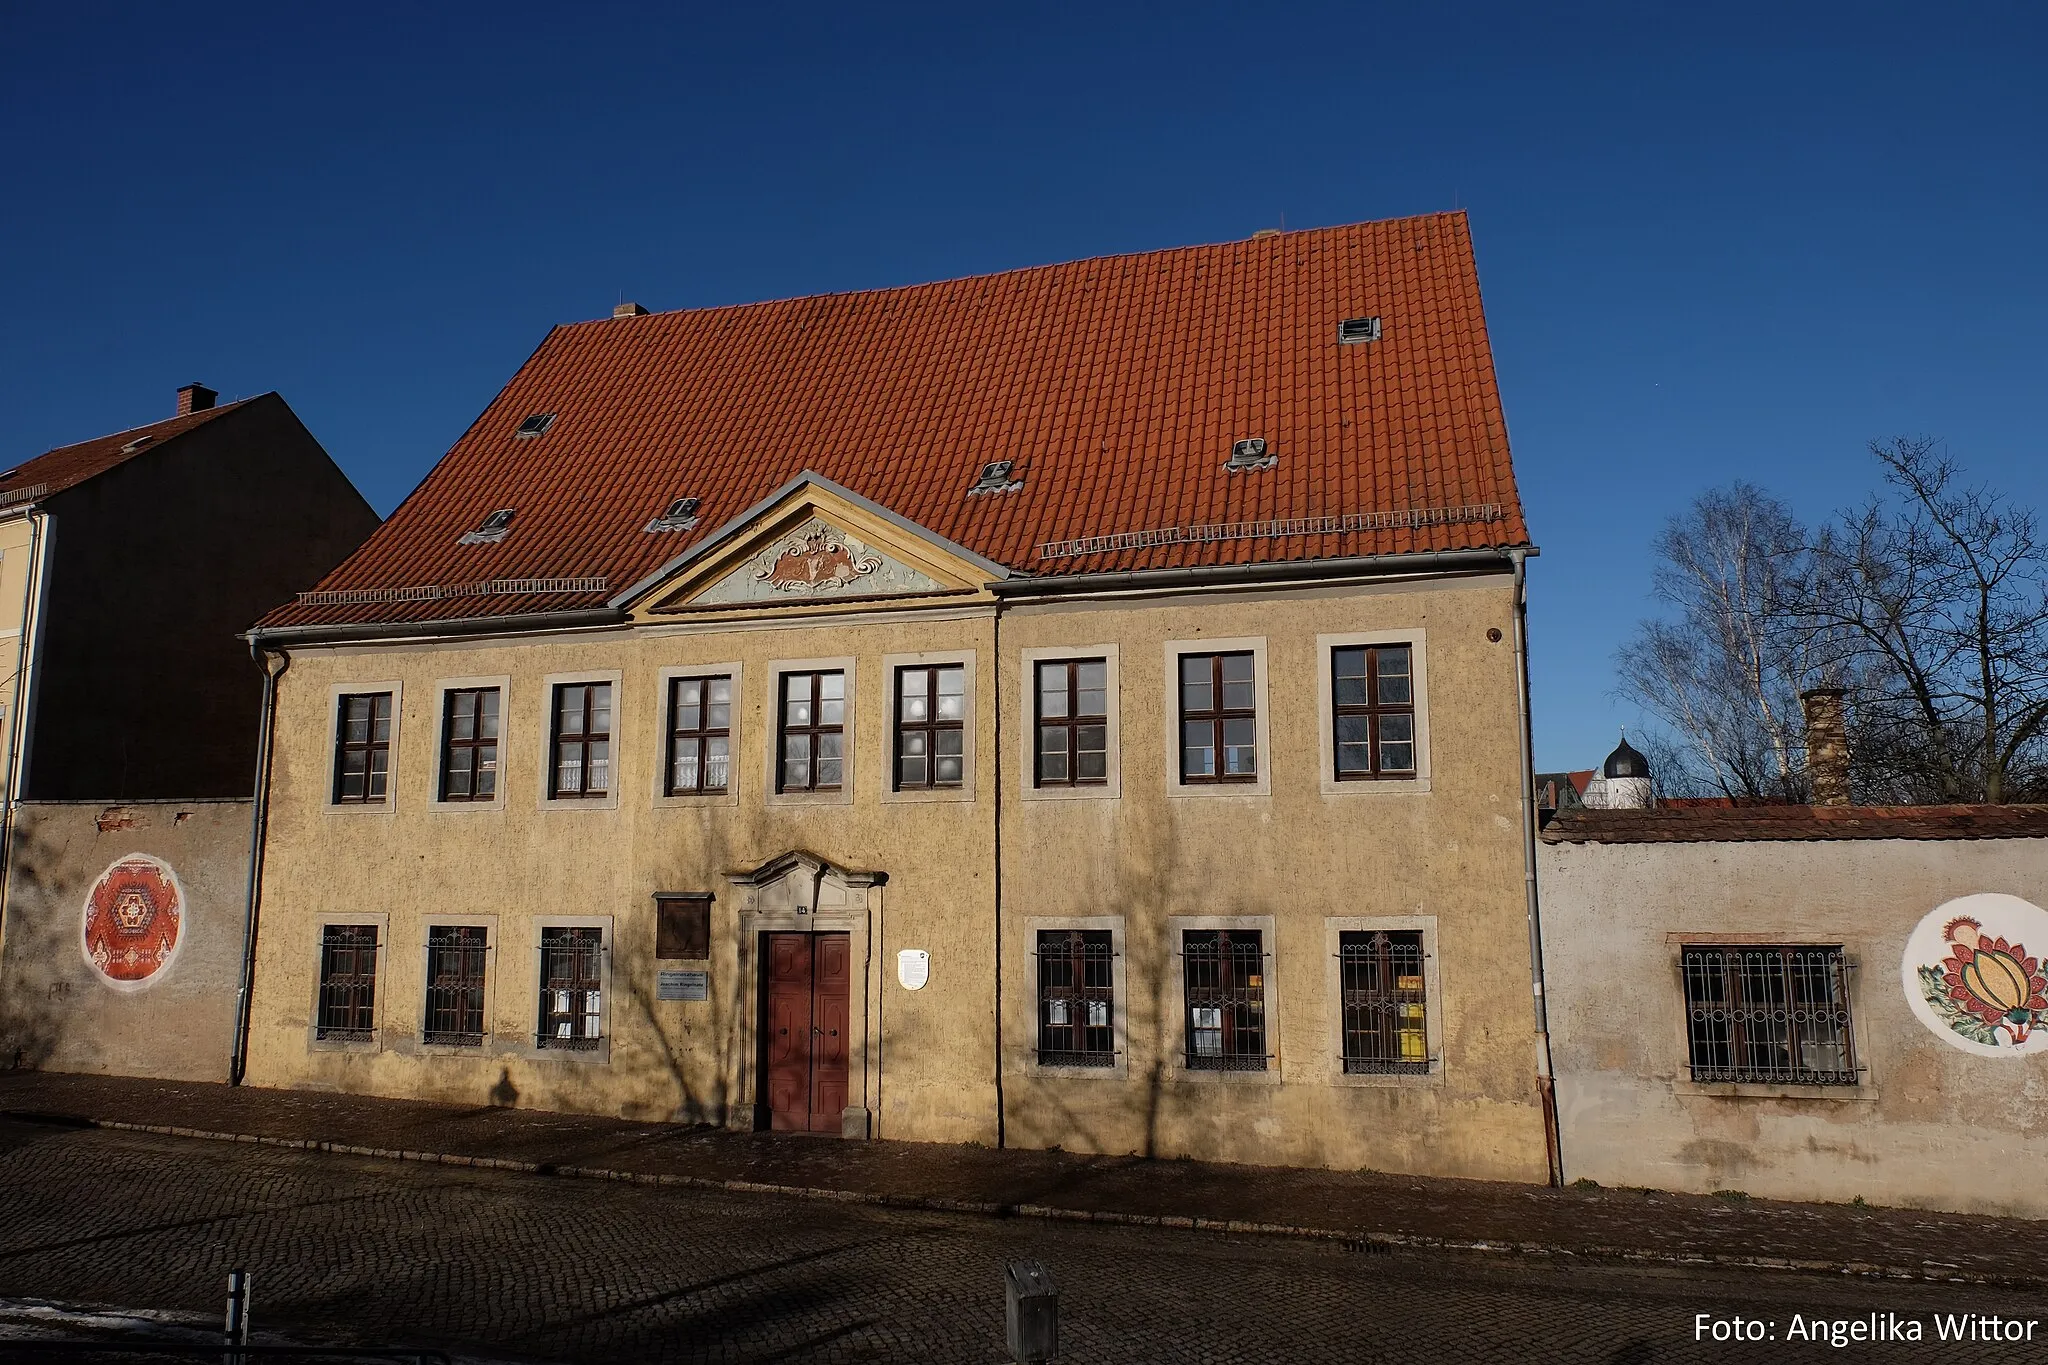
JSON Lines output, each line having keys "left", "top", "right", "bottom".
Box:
{"left": 1182, "top": 929, "right": 1267, "bottom": 1070}
{"left": 424, "top": 925, "right": 488, "bottom": 1046}
{"left": 1339, "top": 930, "right": 1429, "bottom": 1073}
{"left": 537, "top": 927, "right": 604, "bottom": 1050}
{"left": 1037, "top": 930, "right": 1114, "bottom": 1066}
{"left": 895, "top": 665, "right": 965, "bottom": 790}
{"left": 439, "top": 688, "right": 500, "bottom": 801}
{"left": 549, "top": 682, "right": 612, "bottom": 798}
{"left": 1179, "top": 652, "right": 1258, "bottom": 782}
{"left": 315, "top": 924, "right": 379, "bottom": 1041}
{"left": 778, "top": 671, "right": 845, "bottom": 792}
{"left": 667, "top": 675, "right": 732, "bottom": 794}
{"left": 332, "top": 692, "right": 393, "bottom": 804}
{"left": 1681, "top": 946, "right": 1857, "bottom": 1086}
{"left": 1331, "top": 645, "right": 1416, "bottom": 779}
{"left": 1034, "top": 659, "right": 1108, "bottom": 787}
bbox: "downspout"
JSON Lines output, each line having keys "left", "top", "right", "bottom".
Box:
{"left": 0, "top": 509, "right": 47, "bottom": 939}
{"left": 230, "top": 642, "right": 289, "bottom": 1086}
{"left": 1509, "top": 548, "right": 1563, "bottom": 1187}
{"left": 991, "top": 600, "right": 1006, "bottom": 1149}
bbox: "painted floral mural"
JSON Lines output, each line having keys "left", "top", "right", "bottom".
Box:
{"left": 1904, "top": 894, "right": 2048, "bottom": 1056}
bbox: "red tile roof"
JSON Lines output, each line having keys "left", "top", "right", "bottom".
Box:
{"left": 261, "top": 212, "right": 1528, "bottom": 632}
{"left": 1542, "top": 804, "right": 2048, "bottom": 844}
{"left": 1, "top": 400, "right": 252, "bottom": 503}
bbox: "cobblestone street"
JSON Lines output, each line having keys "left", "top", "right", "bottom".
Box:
{"left": 2, "top": 1117, "right": 2043, "bottom": 1364}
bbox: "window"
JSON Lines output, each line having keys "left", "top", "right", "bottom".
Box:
{"left": 458, "top": 509, "right": 516, "bottom": 544}
{"left": 514, "top": 412, "right": 555, "bottom": 438}
{"left": 667, "top": 676, "right": 731, "bottom": 794}
{"left": 1338, "top": 316, "right": 1382, "bottom": 344}
{"left": 1339, "top": 931, "right": 1428, "bottom": 1073}
{"left": 315, "top": 925, "right": 379, "bottom": 1041}
{"left": 1179, "top": 652, "right": 1257, "bottom": 782}
{"left": 1182, "top": 930, "right": 1266, "bottom": 1070}
{"left": 778, "top": 671, "right": 845, "bottom": 793}
{"left": 1332, "top": 645, "right": 1415, "bottom": 780}
{"left": 1037, "top": 930, "right": 1114, "bottom": 1067}
{"left": 646, "top": 496, "right": 701, "bottom": 532}
{"left": 537, "top": 927, "right": 604, "bottom": 1050}
{"left": 548, "top": 682, "right": 612, "bottom": 799}
{"left": 1035, "top": 660, "right": 1107, "bottom": 787}
{"left": 1681, "top": 946, "right": 1857, "bottom": 1086}
{"left": 439, "top": 688, "right": 501, "bottom": 801}
{"left": 895, "top": 665, "right": 965, "bottom": 790}
{"left": 332, "top": 693, "right": 393, "bottom": 804}
{"left": 655, "top": 894, "right": 712, "bottom": 959}
{"left": 424, "top": 925, "right": 488, "bottom": 1046}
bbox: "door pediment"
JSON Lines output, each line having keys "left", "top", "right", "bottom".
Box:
{"left": 727, "top": 849, "right": 884, "bottom": 924}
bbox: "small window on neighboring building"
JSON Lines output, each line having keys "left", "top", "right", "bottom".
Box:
{"left": 1332, "top": 645, "right": 1416, "bottom": 780}
{"left": 423, "top": 925, "right": 488, "bottom": 1046}
{"left": 514, "top": 412, "right": 556, "bottom": 438}
{"left": 895, "top": 664, "right": 965, "bottom": 790}
{"left": 655, "top": 894, "right": 712, "bottom": 960}
{"left": 778, "top": 671, "right": 845, "bottom": 793}
{"left": 1681, "top": 946, "right": 1857, "bottom": 1086}
{"left": 1037, "top": 930, "right": 1114, "bottom": 1067}
{"left": 1035, "top": 659, "right": 1107, "bottom": 787}
{"left": 1179, "top": 652, "right": 1257, "bottom": 782}
{"left": 332, "top": 692, "right": 393, "bottom": 804}
{"left": 315, "top": 924, "right": 379, "bottom": 1041}
{"left": 439, "top": 688, "right": 501, "bottom": 802}
{"left": 1339, "top": 931, "right": 1429, "bottom": 1073}
{"left": 1182, "top": 929, "right": 1266, "bottom": 1070}
{"left": 549, "top": 682, "right": 613, "bottom": 799}
{"left": 666, "top": 675, "right": 731, "bottom": 794}
{"left": 458, "top": 508, "right": 516, "bottom": 544}
{"left": 537, "top": 926, "right": 604, "bottom": 1050}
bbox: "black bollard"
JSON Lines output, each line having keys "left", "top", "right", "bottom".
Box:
{"left": 1004, "top": 1259, "right": 1058, "bottom": 1364}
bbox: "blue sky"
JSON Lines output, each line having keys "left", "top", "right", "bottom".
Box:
{"left": 3, "top": 3, "right": 2041, "bottom": 770}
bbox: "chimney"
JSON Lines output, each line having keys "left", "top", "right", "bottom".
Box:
{"left": 612, "top": 301, "right": 649, "bottom": 319}
{"left": 176, "top": 383, "right": 217, "bottom": 415}
{"left": 1802, "top": 687, "right": 1851, "bottom": 806}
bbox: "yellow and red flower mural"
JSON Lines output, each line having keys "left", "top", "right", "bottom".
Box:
{"left": 1905, "top": 894, "right": 2048, "bottom": 1056}
{"left": 80, "top": 854, "right": 184, "bottom": 991}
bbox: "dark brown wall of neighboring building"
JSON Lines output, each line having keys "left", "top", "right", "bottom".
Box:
{"left": 22, "top": 394, "right": 379, "bottom": 799}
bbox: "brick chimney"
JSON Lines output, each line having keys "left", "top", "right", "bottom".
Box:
{"left": 612, "top": 302, "right": 649, "bottom": 319}
{"left": 1802, "top": 687, "right": 1851, "bottom": 806}
{"left": 176, "top": 383, "right": 217, "bottom": 415}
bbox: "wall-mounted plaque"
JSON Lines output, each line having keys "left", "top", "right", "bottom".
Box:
{"left": 657, "top": 969, "right": 709, "bottom": 1002}
{"left": 897, "top": 948, "right": 930, "bottom": 990}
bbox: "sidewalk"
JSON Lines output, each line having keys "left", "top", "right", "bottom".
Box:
{"left": 4, "top": 1070, "right": 2041, "bottom": 1288}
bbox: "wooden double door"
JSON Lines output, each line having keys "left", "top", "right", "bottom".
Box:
{"left": 761, "top": 932, "right": 851, "bottom": 1133}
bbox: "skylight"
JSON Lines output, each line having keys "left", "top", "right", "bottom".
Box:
{"left": 1224, "top": 438, "right": 1276, "bottom": 473}
{"left": 514, "top": 413, "right": 556, "bottom": 438}
{"left": 120, "top": 436, "right": 156, "bottom": 454}
{"left": 1338, "top": 316, "right": 1382, "bottom": 344}
{"left": 968, "top": 460, "right": 1023, "bottom": 496}
{"left": 644, "top": 496, "right": 702, "bottom": 533}
{"left": 458, "top": 508, "right": 516, "bottom": 545}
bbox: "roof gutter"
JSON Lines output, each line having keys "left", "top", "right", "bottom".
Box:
{"left": 247, "top": 606, "right": 625, "bottom": 649}
{"left": 987, "top": 547, "right": 1533, "bottom": 599}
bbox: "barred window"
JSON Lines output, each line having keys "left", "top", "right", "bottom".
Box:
{"left": 895, "top": 665, "right": 965, "bottom": 790}
{"left": 1339, "top": 930, "right": 1429, "bottom": 1073}
{"left": 667, "top": 675, "right": 731, "bottom": 794}
{"left": 1179, "top": 653, "right": 1257, "bottom": 782}
{"left": 778, "top": 671, "right": 845, "bottom": 793}
{"left": 332, "top": 693, "right": 393, "bottom": 804}
{"left": 1182, "top": 929, "right": 1266, "bottom": 1070}
{"left": 1682, "top": 946, "right": 1857, "bottom": 1086}
{"left": 1332, "top": 645, "right": 1415, "bottom": 779}
{"left": 424, "top": 925, "right": 488, "bottom": 1046}
{"left": 537, "top": 927, "right": 604, "bottom": 1050}
{"left": 1036, "top": 930, "right": 1114, "bottom": 1066}
{"left": 1035, "top": 659, "right": 1108, "bottom": 787}
{"left": 439, "top": 688, "right": 500, "bottom": 801}
{"left": 315, "top": 924, "right": 379, "bottom": 1040}
{"left": 549, "top": 682, "right": 612, "bottom": 798}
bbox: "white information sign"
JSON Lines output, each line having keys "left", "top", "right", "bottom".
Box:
{"left": 897, "top": 948, "right": 930, "bottom": 990}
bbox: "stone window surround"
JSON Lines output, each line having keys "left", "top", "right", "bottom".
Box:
{"left": 323, "top": 681, "right": 404, "bottom": 816}
{"left": 1313, "top": 629, "right": 1432, "bottom": 796}
{"left": 652, "top": 662, "right": 744, "bottom": 809}
{"left": 305, "top": 910, "right": 390, "bottom": 1054}
{"left": 1322, "top": 914, "right": 1444, "bottom": 1089}
{"left": 1165, "top": 914, "right": 1281, "bottom": 1084}
{"left": 1017, "top": 644, "right": 1122, "bottom": 802}
{"left": 518, "top": 913, "right": 615, "bottom": 1065}
{"left": 1022, "top": 915, "right": 1129, "bottom": 1080}
{"left": 1663, "top": 932, "right": 1879, "bottom": 1103}
{"left": 762, "top": 655, "right": 858, "bottom": 807}
{"left": 427, "top": 676, "right": 512, "bottom": 813}
{"left": 534, "top": 669, "right": 625, "bottom": 812}
{"left": 879, "top": 649, "right": 977, "bottom": 804}
{"left": 412, "top": 913, "right": 501, "bottom": 1053}
{"left": 1162, "top": 637, "right": 1272, "bottom": 798}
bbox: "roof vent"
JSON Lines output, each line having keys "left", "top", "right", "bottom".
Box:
{"left": 645, "top": 496, "right": 702, "bottom": 533}
{"left": 1224, "top": 438, "right": 1276, "bottom": 473}
{"left": 1251, "top": 228, "right": 1282, "bottom": 240}
{"left": 1338, "top": 316, "right": 1382, "bottom": 344}
{"left": 613, "top": 302, "right": 649, "bottom": 319}
{"left": 458, "top": 508, "right": 516, "bottom": 545}
{"left": 120, "top": 435, "right": 157, "bottom": 455}
{"left": 968, "top": 460, "right": 1023, "bottom": 496}
{"left": 514, "top": 413, "right": 556, "bottom": 438}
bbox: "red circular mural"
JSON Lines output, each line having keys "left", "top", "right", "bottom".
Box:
{"left": 81, "top": 855, "right": 184, "bottom": 990}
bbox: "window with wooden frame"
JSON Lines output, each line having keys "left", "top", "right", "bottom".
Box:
{"left": 315, "top": 924, "right": 379, "bottom": 1041}
{"left": 548, "top": 682, "right": 613, "bottom": 799}
{"left": 1332, "top": 645, "right": 1415, "bottom": 779}
{"left": 666, "top": 675, "right": 732, "bottom": 794}
{"left": 655, "top": 894, "right": 712, "bottom": 959}
{"left": 1681, "top": 946, "right": 1857, "bottom": 1086}
{"left": 423, "top": 925, "right": 488, "bottom": 1045}
{"left": 1339, "top": 930, "right": 1429, "bottom": 1073}
{"left": 1037, "top": 930, "right": 1114, "bottom": 1066}
{"left": 537, "top": 927, "right": 604, "bottom": 1050}
{"left": 895, "top": 664, "right": 965, "bottom": 790}
{"left": 1182, "top": 929, "right": 1267, "bottom": 1070}
{"left": 332, "top": 693, "right": 393, "bottom": 804}
{"left": 1178, "top": 652, "right": 1258, "bottom": 782}
{"left": 1034, "top": 659, "right": 1108, "bottom": 787}
{"left": 777, "top": 671, "right": 845, "bottom": 793}
{"left": 439, "top": 688, "right": 500, "bottom": 801}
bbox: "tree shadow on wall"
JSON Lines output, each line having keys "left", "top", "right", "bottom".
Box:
{"left": 0, "top": 817, "right": 72, "bottom": 1072}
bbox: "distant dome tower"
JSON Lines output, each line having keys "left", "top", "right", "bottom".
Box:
{"left": 1590, "top": 732, "right": 1653, "bottom": 809}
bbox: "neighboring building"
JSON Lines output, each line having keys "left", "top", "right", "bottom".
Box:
{"left": 1577, "top": 734, "right": 1651, "bottom": 810}
{"left": 0, "top": 387, "right": 379, "bottom": 1079}
{"left": 1534, "top": 769, "right": 1590, "bottom": 825}
{"left": 240, "top": 213, "right": 1558, "bottom": 1183}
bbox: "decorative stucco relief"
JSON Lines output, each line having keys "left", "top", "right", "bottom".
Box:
{"left": 693, "top": 518, "right": 942, "bottom": 605}
{"left": 81, "top": 853, "right": 185, "bottom": 992}
{"left": 1902, "top": 892, "right": 2048, "bottom": 1056}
